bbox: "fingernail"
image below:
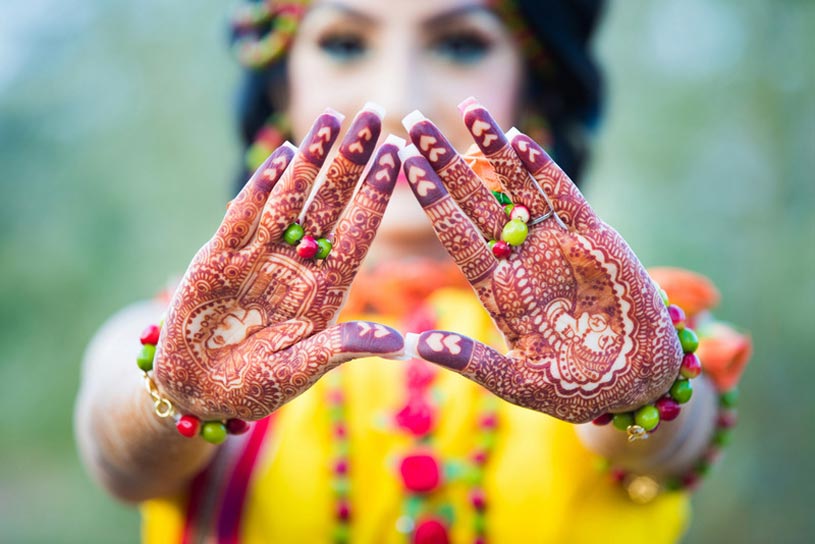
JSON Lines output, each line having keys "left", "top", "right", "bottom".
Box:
{"left": 397, "top": 143, "right": 421, "bottom": 162}
{"left": 362, "top": 101, "right": 385, "bottom": 119}
{"left": 457, "top": 96, "right": 480, "bottom": 114}
{"left": 322, "top": 107, "right": 346, "bottom": 123}
{"left": 505, "top": 127, "right": 522, "bottom": 139}
{"left": 401, "top": 110, "right": 427, "bottom": 131}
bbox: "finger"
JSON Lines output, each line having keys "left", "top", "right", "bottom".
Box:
{"left": 320, "top": 135, "right": 403, "bottom": 295}
{"left": 459, "top": 97, "right": 551, "bottom": 217}
{"left": 507, "top": 128, "right": 598, "bottom": 231}
{"left": 255, "top": 109, "right": 344, "bottom": 244}
{"left": 214, "top": 143, "right": 297, "bottom": 250}
{"left": 399, "top": 145, "right": 497, "bottom": 288}
{"left": 402, "top": 111, "right": 507, "bottom": 241}
{"left": 301, "top": 103, "right": 383, "bottom": 238}
{"left": 408, "top": 331, "right": 596, "bottom": 423}
{"left": 232, "top": 321, "right": 404, "bottom": 419}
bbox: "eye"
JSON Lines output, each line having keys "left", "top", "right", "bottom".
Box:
{"left": 431, "top": 31, "right": 491, "bottom": 64}
{"left": 318, "top": 33, "right": 367, "bottom": 62}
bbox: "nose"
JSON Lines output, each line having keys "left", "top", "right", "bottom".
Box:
{"left": 372, "top": 40, "right": 424, "bottom": 138}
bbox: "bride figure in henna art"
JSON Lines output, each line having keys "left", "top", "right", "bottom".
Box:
{"left": 401, "top": 99, "right": 683, "bottom": 423}
{"left": 156, "top": 105, "right": 406, "bottom": 421}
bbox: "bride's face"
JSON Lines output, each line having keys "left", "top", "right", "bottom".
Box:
{"left": 286, "top": 0, "right": 524, "bottom": 243}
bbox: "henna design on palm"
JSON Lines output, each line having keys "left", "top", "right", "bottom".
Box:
{"left": 155, "top": 110, "right": 405, "bottom": 421}
{"left": 401, "top": 102, "right": 683, "bottom": 423}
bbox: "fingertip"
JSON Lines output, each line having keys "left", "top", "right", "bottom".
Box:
{"left": 281, "top": 140, "right": 298, "bottom": 151}
{"left": 322, "top": 107, "right": 346, "bottom": 123}
{"left": 401, "top": 110, "right": 427, "bottom": 131}
{"left": 457, "top": 96, "right": 480, "bottom": 114}
{"left": 397, "top": 143, "right": 421, "bottom": 162}
{"left": 362, "top": 101, "right": 385, "bottom": 119}
{"left": 382, "top": 134, "right": 406, "bottom": 149}
{"left": 505, "top": 127, "right": 522, "bottom": 140}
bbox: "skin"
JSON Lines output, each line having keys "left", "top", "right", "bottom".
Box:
{"left": 76, "top": 0, "right": 716, "bottom": 504}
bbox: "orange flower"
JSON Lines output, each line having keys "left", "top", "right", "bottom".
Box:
{"left": 697, "top": 322, "right": 753, "bottom": 392}
{"left": 648, "top": 267, "right": 721, "bottom": 318}
{"left": 462, "top": 144, "right": 502, "bottom": 192}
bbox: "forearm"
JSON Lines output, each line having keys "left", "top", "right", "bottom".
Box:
{"left": 576, "top": 374, "right": 718, "bottom": 480}
{"left": 74, "top": 301, "right": 215, "bottom": 503}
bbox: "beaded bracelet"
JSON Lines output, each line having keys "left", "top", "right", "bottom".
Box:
{"left": 604, "top": 385, "right": 740, "bottom": 504}
{"left": 591, "top": 289, "right": 701, "bottom": 442}
{"left": 136, "top": 323, "right": 250, "bottom": 444}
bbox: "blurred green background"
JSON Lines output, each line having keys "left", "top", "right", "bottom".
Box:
{"left": 1, "top": 0, "right": 813, "bottom": 542}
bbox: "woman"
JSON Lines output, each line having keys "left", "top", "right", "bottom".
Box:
{"left": 75, "top": 0, "right": 750, "bottom": 542}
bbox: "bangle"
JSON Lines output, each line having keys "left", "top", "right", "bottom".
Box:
{"left": 604, "top": 385, "right": 740, "bottom": 504}
{"left": 591, "top": 290, "right": 700, "bottom": 442}
{"left": 136, "top": 322, "right": 250, "bottom": 444}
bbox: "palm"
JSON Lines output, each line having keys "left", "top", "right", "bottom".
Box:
{"left": 156, "top": 108, "right": 405, "bottom": 420}
{"left": 402, "top": 102, "right": 682, "bottom": 423}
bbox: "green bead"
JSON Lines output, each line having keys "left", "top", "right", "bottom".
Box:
{"left": 488, "top": 239, "right": 497, "bottom": 249}
{"left": 405, "top": 495, "right": 423, "bottom": 518}
{"left": 634, "top": 405, "right": 661, "bottom": 431}
{"left": 473, "top": 513, "right": 486, "bottom": 533}
{"left": 713, "top": 428, "right": 732, "bottom": 447}
{"left": 612, "top": 412, "right": 634, "bottom": 431}
{"left": 332, "top": 478, "right": 350, "bottom": 494}
{"left": 501, "top": 219, "right": 528, "bottom": 246}
{"left": 720, "top": 388, "right": 739, "bottom": 408}
{"left": 664, "top": 477, "right": 683, "bottom": 491}
{"left": 333, "top": 524, "right": 350, "bottom": 544}
{"left": 659, "top": 288, "right": 670, "bottom": 307}
{"left": 201, "top": 421, "right": 227, "bottom": 444}
{"left": 282, "top": 223, "right": 304, "bottom": 245}
{"left": 492, "top": 191, "right": 511, "bottom": 205}
{"left": 504, "top": 203, "right": 514, "bottom": 216}
{"left": 136, "top": 344, "right": 156, "bottom": 372}
{"left": 670, "top": 379, "right": 693, "bottom": 404}
{"left": 438, "top": 503, "right": 456, "bottom": 525}
{"left": 695, "top": 460, "right": 711, "bottom": 476}
{"left": 677, "top": 328, "right": 699, "bottom": 354}
{"left": 316, "top": 238, "right": 332, "bottom": 259}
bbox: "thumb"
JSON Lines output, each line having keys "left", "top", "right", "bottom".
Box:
{"left": 406, "top": 329, "right": 508, "bottom": 383}
{"left": 297, "top": 321, "right": 405, "bottom": 370}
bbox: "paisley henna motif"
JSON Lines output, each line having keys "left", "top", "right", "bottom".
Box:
{"left": 404, "top": 107, "right": 683, "bottom": 423}
{"left": 154, "top": 113, "right": 405, "bottom": 421}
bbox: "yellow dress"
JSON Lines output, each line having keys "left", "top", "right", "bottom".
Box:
{"left": 141, "top": 285, "right": 689, "bottom": 543}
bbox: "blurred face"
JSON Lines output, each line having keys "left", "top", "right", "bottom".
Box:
{"left": 286, "top": 0, "right": 524, "bottom": 245}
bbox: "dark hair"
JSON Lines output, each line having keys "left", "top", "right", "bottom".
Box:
{"left": 234, "top": 0, "right": 605, "bottom": 191}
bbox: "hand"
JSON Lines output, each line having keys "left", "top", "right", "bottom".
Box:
{"left": 400, "top": 100, "right": 683, "bottom": 423}
{"left": 155, "top": 107, "right": 405, "bottom": 420}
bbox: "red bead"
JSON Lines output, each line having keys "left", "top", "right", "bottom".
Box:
{"left": 491, "top": 240, "right": 512, "bottom": 259}
{"left": 667, "top": 304, "right": 686, "bottom": 328}
{"left": 140, "top": 324, "right": 160, "bottom": 345}
{"left": 334, "top": 423, "right": 347, "bottom": 439}
{"left": 328, "top": 390, "right": 344, "bottom": 405}
{"left": 406, "top": 360, "right": 437, "bottom": 390}
{"left": 655, "top": 397, "right": 681, "bottom": 421}
{"left": 176, "top": 414, "right": 200, "bottom": 438}
{"left": 474, "top": 539, "right": 486, "bottom": 544}
{"left": 681, "top": 473, "right": 700, "bottom": 490}
{"left": 404, "top": 305, "right": 437, "bottom": 334}
{"left": 611, "top": 468, "right": 627, "bottom": 483}
{"left": 470, "top": 488, "right": 487, "bottom": 511}
{"left": 334, "top": 458, "right": 349, "bottom": 475}
{"left": 479, "top": 413, "right": 498, "bottom": 430}
{"left": 226, "top": 419, "right": 250, "bottom": 435}
{"left": 336, "top": 500, "right": 351, "bottom": 522}
{"left": 592, "top": 413, "right": 614, "bottom": 426}
{"left": 296, "top": 236, "right": 319, "bottom": 258}
{"left": 399, "top": 453, "right": 441, "bottom": 493}
{"left": 704, "top": 447, "right": 722, "bottom": 465}
{"left": 717, "top": 410, "right": 738, "bottom": 428}
{"left": 680, "top": 353, "right": 702, "bottom": 379}
{"left": 395, "top": 400, "right": 435, "bottom": 436}
{"left": 471, "top": 450, "right": 488, "bottom": 466}
{"left": 412, "top": 518, "right": 449, "bottom": 544}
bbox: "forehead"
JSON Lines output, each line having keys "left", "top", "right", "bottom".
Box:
{"left": 305, "top": 0, "right": 493, "bottom": 23}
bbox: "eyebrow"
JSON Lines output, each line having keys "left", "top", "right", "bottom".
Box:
{"left": 309, "top": 2, "right": 494, "bottom": 28}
